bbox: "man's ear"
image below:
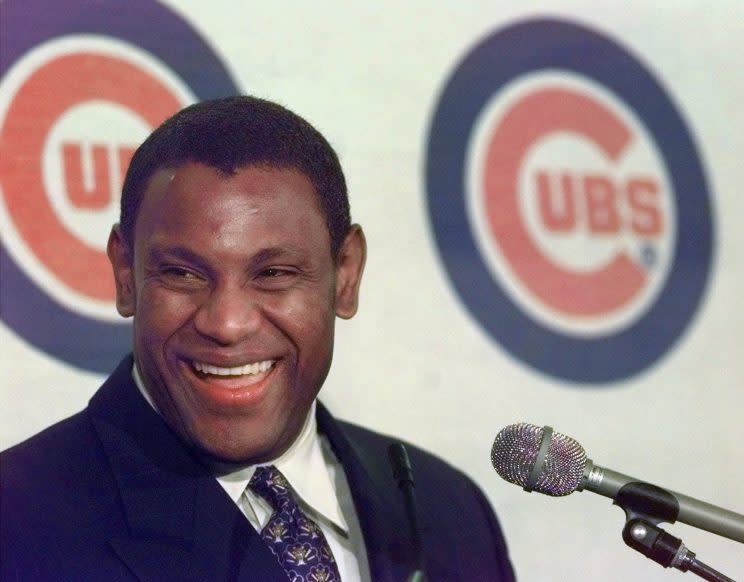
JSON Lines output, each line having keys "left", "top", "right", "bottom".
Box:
{"left": 107, "top": 225, "right": 136, "bottom": 317}
{"left": 334, "top": 224, "right": 366, "bottom": 319}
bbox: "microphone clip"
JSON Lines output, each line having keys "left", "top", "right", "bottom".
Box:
{"left": 614, "top": 484, "right": 735, "bottom": 581}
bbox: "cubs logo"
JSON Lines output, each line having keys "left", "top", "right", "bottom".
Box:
{"left": 426, "top": 19, "right": 713, "bottom": 383}
{"left": 0, "top": 0, "right": 240, "bottom": 372}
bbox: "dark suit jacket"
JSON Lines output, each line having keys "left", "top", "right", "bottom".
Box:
{"left": 1, "top": 356, "right": 514, "bottom": 581}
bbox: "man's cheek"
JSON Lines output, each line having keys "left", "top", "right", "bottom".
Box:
{"left": 139, "top": 290, "right": 197, "bottom": 329}
{"left": 276, "top": 296, "right": 334, "bottom": 337}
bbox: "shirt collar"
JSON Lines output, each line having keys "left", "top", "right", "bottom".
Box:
{"left": 131, "top": 363, "right": 349, "bottom": 533}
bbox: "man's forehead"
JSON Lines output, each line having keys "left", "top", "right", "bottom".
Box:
{"left": 136, "top": 163, "right": 329, "bottom": 239}
{"left": 132, "top": 162, "right": 335, "bottom": 257}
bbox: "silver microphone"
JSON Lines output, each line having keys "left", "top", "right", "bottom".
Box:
{"left": 490, "top": 423, "right": 744, "bottom": 543}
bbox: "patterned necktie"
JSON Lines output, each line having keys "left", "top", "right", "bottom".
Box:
{"left": 249, "top": 465, "right": 342, "bottom": 582}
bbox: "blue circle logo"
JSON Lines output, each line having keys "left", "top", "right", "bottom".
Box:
{"left": 0, "top": 0, "right": 240, "bottom": 373}
{"left": 425, "top": 18, "right": 713, "bottom": 383}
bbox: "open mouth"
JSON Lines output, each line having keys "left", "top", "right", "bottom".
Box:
{"left": 192, "top": 359, "right": 275, "bottom": 379}
{"left": 185, "top": 358, "right": 278, "bottom": 408}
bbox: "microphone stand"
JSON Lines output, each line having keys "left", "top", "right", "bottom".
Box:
{"left": 614, "top": 482, "right": 736, "bottom": 581}
{"left": 388, "top": 443, "right": 428, "bottom": 582}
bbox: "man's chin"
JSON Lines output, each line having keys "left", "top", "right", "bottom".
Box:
{"left": 188, "top": 430, "right": 293, "bottom": 469}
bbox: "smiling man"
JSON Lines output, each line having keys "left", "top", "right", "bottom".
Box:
{"left": 1, "top": 97, "right": 514, "bottom": 581}
{"left": 111, "top": 161, "right": 362, "bottom": 465}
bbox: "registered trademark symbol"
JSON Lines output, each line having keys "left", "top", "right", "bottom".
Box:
{"left": 640, "top": 243, "right": 657, "bottom": 268}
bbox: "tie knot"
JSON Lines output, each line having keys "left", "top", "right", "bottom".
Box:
{"left": 249, "top": 465, "right": 293, "bottom": 509}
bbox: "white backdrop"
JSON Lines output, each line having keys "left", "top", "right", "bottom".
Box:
{"left": 2, "top": 1, "right": 743, "bottom": 579}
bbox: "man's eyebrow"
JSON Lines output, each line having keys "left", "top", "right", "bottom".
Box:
{"left": 147, "top": 245, "right": 209, "bottom": 267}
{"left": 251, "top": 247, "right": 300, "bottom": 264}
{"left": 147, "top": 245, "right": 307, "bottom": 267}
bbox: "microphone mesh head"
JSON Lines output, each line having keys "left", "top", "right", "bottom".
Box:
{"left": 490, "top": 423, "right": 587, "bottom": 496}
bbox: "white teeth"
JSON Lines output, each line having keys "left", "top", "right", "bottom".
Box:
{"left": 192, "top": 360, "right": 275, "bottom": 376}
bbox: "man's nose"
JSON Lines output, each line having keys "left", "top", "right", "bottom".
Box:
{"left": 193, "top": 283, "right": 263, "bottom": 345}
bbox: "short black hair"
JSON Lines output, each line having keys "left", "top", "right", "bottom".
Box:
{"left": 119, "top": 95, "right": 350, "bottom": 256}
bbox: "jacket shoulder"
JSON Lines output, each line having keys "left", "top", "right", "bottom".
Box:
{"left": 335, "top": 418, "right": 475, "bottom": 487}
{"left": 1, "top": 409, "right": 101, "bottom": 487}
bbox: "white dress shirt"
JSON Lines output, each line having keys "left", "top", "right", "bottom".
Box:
{"left": 133, "top": 365, "right": 371, "bottom": 581}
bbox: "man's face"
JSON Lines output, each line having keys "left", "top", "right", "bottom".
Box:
{"left": 108, "top": 162, "right": 365, "bottom": 463}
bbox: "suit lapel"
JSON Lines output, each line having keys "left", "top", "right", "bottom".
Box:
{"left": 316, "top": 403, "right": 417, "bottom": 582}
{"left": 89, "top": 356, "right": 286, "bottom": 581}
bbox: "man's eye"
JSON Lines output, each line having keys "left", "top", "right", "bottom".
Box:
{"left": 258, "top": 267, "right": 297, "bottom": 284}
{"left": 162, "top": 267, "right": 202, "bottom": 281}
